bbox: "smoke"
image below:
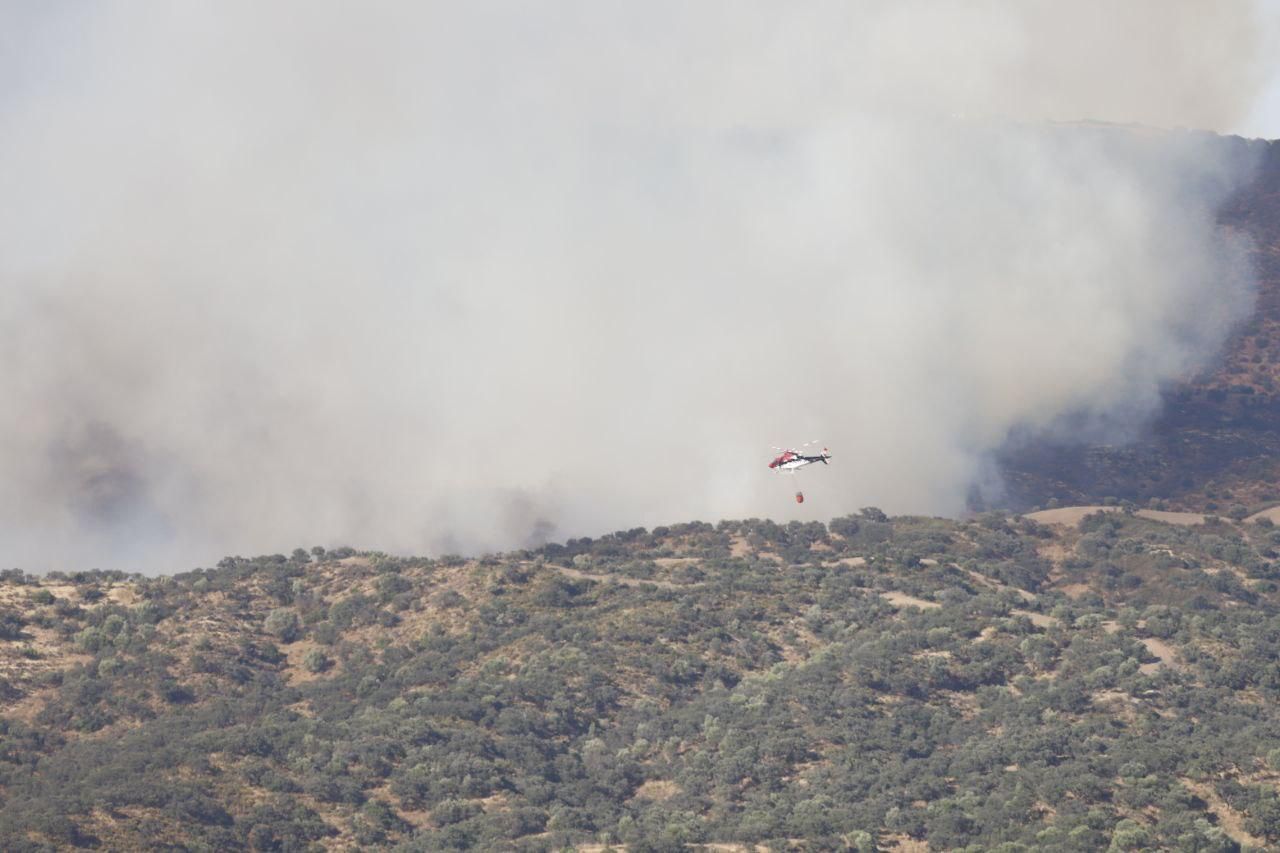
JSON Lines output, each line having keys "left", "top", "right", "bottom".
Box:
{"left": 0, "top": 1, "right": 1272, "bottom": 571}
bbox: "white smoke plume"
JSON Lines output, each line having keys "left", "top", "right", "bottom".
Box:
{"left": 0, "top": 1, "right": 1273, "bottom": 571}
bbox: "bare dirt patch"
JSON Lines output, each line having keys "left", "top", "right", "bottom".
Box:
{"left": 1139, "top": 637, "right": 1182, "bottom": 673}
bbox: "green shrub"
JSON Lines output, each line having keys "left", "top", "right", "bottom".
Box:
{"left": 303, "top": 649, "right": 330, "bottom": 673}
{"left": 264, "top": 608, "right": 301, "bottom": 643}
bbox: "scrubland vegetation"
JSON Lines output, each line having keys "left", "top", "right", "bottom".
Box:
{"left": 5, "top": 509, "right": 1280, "bottom": 850}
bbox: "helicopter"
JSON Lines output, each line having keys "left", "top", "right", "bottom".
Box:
{"left": 768, "top": 441, "right": 831, "bottom": 503}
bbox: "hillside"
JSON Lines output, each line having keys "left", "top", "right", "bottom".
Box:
{"left": 998, "top": 135, "right": 1280, "bottom": 513}
{"left": 6, "top": 511, "right": 1280, "bottom": 850}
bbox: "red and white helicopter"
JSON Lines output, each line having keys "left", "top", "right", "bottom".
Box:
{"left": 768, "top": 441, "right": 831, "bottom": 503}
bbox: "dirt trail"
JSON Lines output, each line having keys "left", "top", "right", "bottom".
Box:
{"left": 1182, "top": 779, "right": 1267, "bottom": 849}
{"left": 965, "top": 569, "right": 1037, "bottom": 602}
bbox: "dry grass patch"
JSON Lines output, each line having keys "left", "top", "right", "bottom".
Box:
{"left": 1027, "top": 505, "right": 1209, "bottom": 528}
{"left": 549, "top": 563, "right": 698, "bottom": 590}
{"left": 1093, "top": 690, "right": 1140, "bottom": 723}
{"left": 880, "top": 591, "right": 940, "bottom": 610}
{"left": 1056, "top": 582, "right": 1091, "bottom": 599}
{"left": 283, "top": 639, "right": 339, "bottom": 685}
{"left": 1011, "top": 609, "right": 1060, "bottom": 629}
{"left": 1025, "top": 506, "right": 1116, "bottom": 526}
{"left": 107, "top": 585, "right": 140, "bottom": 606}
{"left": 1135, "top": 509, "right": 1210, "bottom": 526}
{"left": 0, "top": 614, "right": 93, "bottom": 718}
{"left": 881, "top": 833, "right": 929, "bottom": 852}
{"left": 632, "top": 779, "right": 680, "bottom": 801}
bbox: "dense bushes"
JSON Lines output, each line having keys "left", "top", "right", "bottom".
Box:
{"left": 4, "top": 514, "right": 1280, "bottom": 848}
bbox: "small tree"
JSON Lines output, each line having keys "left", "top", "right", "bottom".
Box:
{"left": 303, "top": 649, "right": 330, "bottom": 673}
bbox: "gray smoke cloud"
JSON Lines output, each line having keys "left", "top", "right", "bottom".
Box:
{"left": 0, "top": 1, "right": 1273, "bottom": 571}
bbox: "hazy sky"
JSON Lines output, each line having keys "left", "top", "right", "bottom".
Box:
{"left": 1235, "top": 0, "right": 1280, "bottom": 138}
{"left": 1237, "top": 70, "right": 1280, "bottom": 139}
{"left": 1, "top": 2, "right": 1277, "bottom": 572}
